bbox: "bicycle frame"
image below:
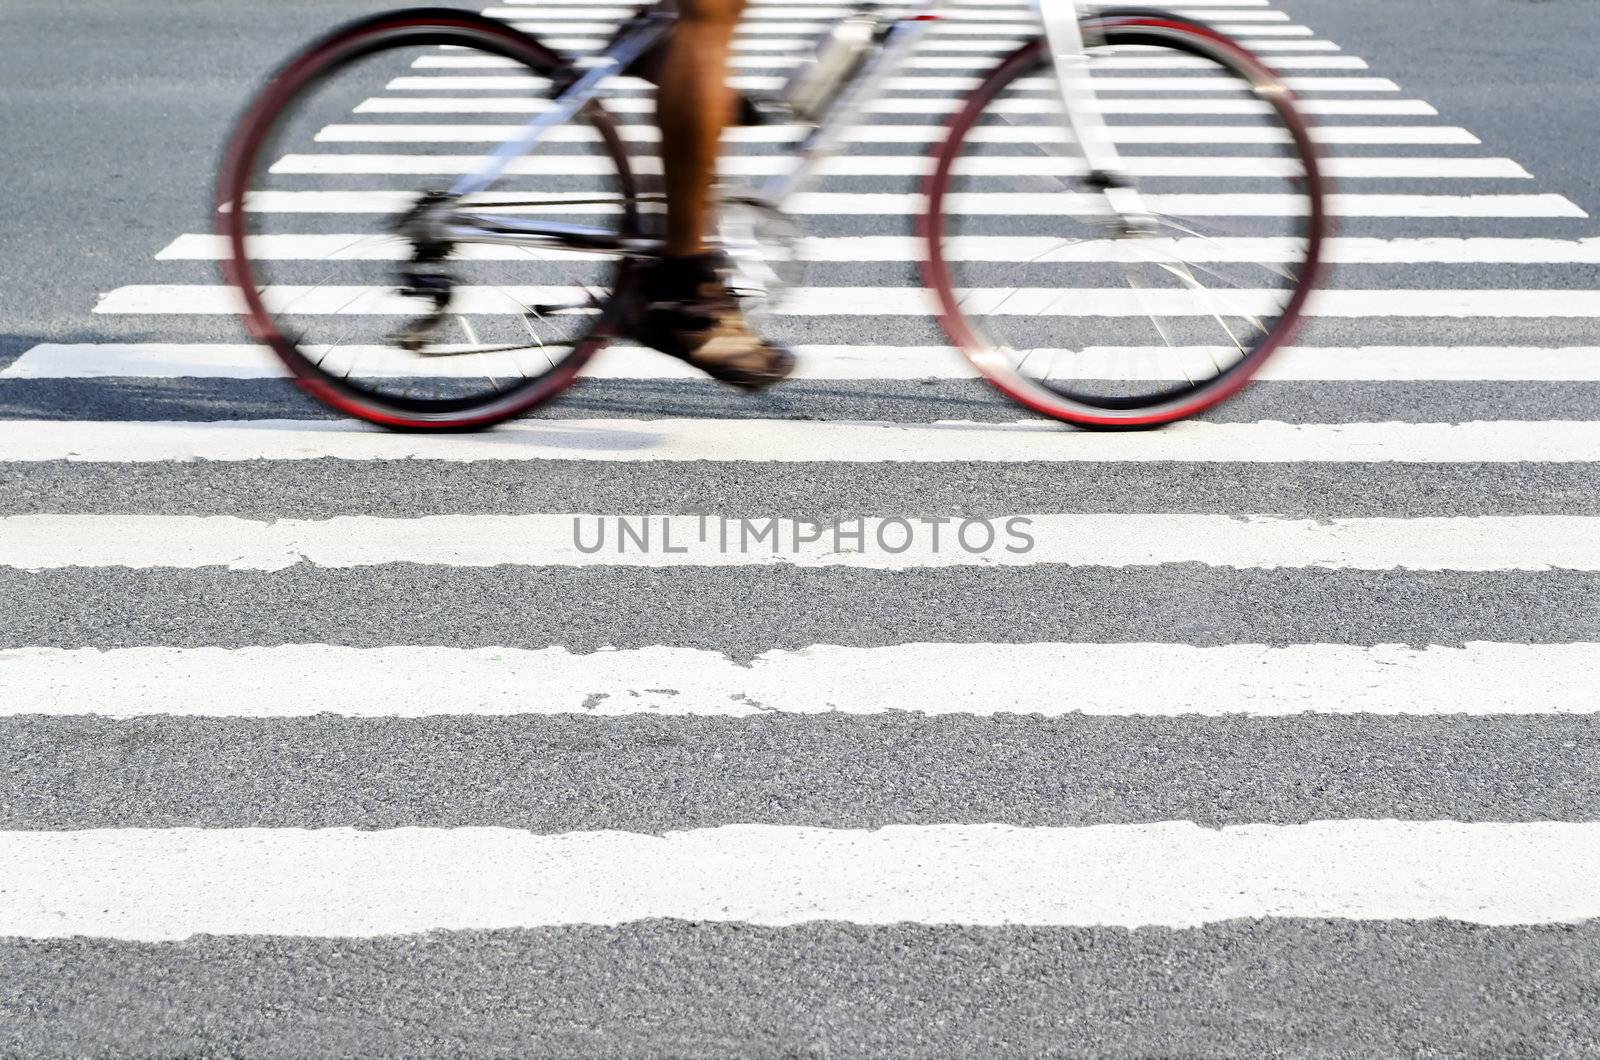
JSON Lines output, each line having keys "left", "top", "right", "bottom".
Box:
{"left": 439, "top": 0, "right": 1149, "bottom": 254}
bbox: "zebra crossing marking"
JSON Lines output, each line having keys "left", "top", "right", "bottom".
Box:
{"left": 90, "top": 284, "right": 1600, "bottom": 317}
{"left": 4, "top": 418, "right": 1597, "bottom": 463}
{"left": 352, "top": 95, "right": 1438, "bottom": 114}
{"left": 8, "top": 642, "right": 1595, "bottom": 718}
{"left": 9, "top": 342, "right": 1600, "bottom": 380}
{"left": 150, "top": 234, "right": 1600, "bottom": 264}
{"left": 227, "top": 189, "right": 1588, "bottom": 217}
{"left": 9, "top": 0, "right": 1598, "bottom": 986}
{"left": 265, "top": 152, "right": 1524, "bottom": 179}
{"left": 313, "top": 121, "right": 1475, "bottom": 143}
{"left": 379, "top": 74, "right": 1398, "bottom": 92}
{"left": 3, "top": 512, "right": 1594, "bottom": 571}
{"left": 2, "top": 821, "right": 1595, "bottom": 939}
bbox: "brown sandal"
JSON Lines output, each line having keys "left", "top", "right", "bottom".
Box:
{"left": 618, "top": 253, "right": 797, "bottom": 390}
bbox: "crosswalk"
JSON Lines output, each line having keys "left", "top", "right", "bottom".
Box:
{"left": 7, "top": 822, "right": 1597, "bottom": 937}
{"left": 10, "top": 642, "right": 1598, "bottom": 717}
{"left": 4, "top": 0, "right": 1599, "bottom": 1050}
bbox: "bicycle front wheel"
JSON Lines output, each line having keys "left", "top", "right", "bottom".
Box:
{"left": 218, "top": 8, "right": 641, "bottom": 429}
{"left": 922, "top": 14, "right": 1330, "bottom": 428}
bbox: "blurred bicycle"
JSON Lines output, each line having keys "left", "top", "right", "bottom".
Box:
{"left": 218, "top": 0, "right": 1330, "bottom": 429}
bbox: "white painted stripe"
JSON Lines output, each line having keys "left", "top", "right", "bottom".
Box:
{"left": 494, "top": 0, "right": 1271, "bottom": 6}
{"left": 911, "top": 53, "right": 1354, "bottom": 67}
{"left": 497, "top": 0, "right": 1279, "bottom": 5}
{"left": 232, "top": 190, "right": 1587, "bottom": 218}
{"left": 4, "top": 418, "right": 1599, "bottom": 464}
{"left": 1176, "top": 23, "right": 1311, "bottom": 34}
{"left": 154, "top": 234, "right": 1600, "bottom": 265}
{"left": 371, "top": 64, "right": 1382, "bottom": 91}
{"left": 234, "top": 189, "right": 641, "bottom": 214}
{"left": 316, "top": 121, "right": 1475, "bottom": 145}
{"left": 354, "top": 95, "right": 1434, "bottom": 115}
{"left": 841, "top": 71, "right": 1388, "bottom": 90}
{"left": 888, "top": 192, "right": 1584, "bottom": 217}
{"left": 2, "top": 513, "right": 1593, "bottom": 572}
{"left": 3, "top": 821, "right": 1596, "bottom": 939}
{"left": 507, "top": 19, "right": 1039, "bottom": 33}
{"left": 1239, "top": 346, "right": 1600, "bottom": 381}
{"left": 0, "top": 341, "right": 953, "bottom": 381}
{"left": 810, "top": 235, "right": 1598, "bottom": 263}
{"left": 12, "top": 343, "right": 1600, "bottom": 382}
{"left": 915, "top": 0, "right": 1280, "bottom": 5}
{"left": 534, "top": 37, "right": 1343, "bottom": 52}
{"left": 92, "top": 285, "right": 1600, "bottom": 318}
{"left": 9, "top": 642, "right": 1595, "bottom": 720}
{"left": 413, "top": 53, "right": 1368, "bottom": 70}
{"left": 501, "top": 19, "right": 1137, "bottom": 33}
{"left": 481, "top": 3, "right": 900, "bottom": 13}
{"left": 508, "top": 20, "right": 1316, "bottom": 35}
{"left": 478, "top": 5, "right": 1293, "bottom": 19}
{"left": 0, "top": 343, "right": 292, "bottom": 379}
{"left": 1167, "top": 39, "right": 1347, "bottom": 51}
{"left": 272, "top": 152, "right": 1509, "bottom": 179}
{"left": 496, "top": 0, "right": 1274, "bottom": 7}
{"left": 384, "top": 74, "right": 1392, "bottom": 92}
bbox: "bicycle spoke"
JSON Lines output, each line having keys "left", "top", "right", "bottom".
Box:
{"left": 932, "top": 26, "right": 1325, "bottom": 423}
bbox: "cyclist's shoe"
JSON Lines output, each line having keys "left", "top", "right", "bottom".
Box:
{"left": 618, "top": 251, "right": 796, "bottom": 390}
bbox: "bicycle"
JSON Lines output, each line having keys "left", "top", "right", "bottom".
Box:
{"left": 218, "top": 0, "right": 1330, "bottom": 429}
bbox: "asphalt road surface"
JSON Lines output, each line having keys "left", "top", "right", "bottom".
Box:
{"left": 2, "top": 0, "right": 1599, "bottom": 1056}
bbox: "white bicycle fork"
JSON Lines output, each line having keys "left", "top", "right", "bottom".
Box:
{"left": 757, "top": 0, "right": 1155, "bottom": 232}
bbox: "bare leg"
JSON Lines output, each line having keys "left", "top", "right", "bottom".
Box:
{"left": 655, "top": 0, "right": 746, "bottom": 256}
{"left": 620, "top": 0, "right": 794, "bottom": 389}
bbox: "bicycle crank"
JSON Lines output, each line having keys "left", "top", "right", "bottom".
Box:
{"left": 717, "top": 195, "right": 806, "bottom": 325}
{"left": 389, "top": 191, "right": 459, "bottom": 351}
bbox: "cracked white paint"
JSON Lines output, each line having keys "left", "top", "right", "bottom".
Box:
{"left": 2, "top": 642, "right": 1596, "bottom": 718}
{"left": 2, "top": 821, "right": 1596, "bottom": 938}
{"left": 3, "top": 418, "right": 1600, "bottom": 463}
{"left": 0, "top": 513, "right": 1593, "bottom": 571}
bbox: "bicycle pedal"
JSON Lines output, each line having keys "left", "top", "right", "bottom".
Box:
{"left": 735, "top": 93, "right": 784, "bottom": 127}
{"left": 400, "top": 271, "right": 453, "bottom": 308}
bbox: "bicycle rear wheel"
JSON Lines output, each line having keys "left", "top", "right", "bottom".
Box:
{"left": 218, "top": 8, "right": 641, "bottom": 429}
{"left": 922, "top": 14, "right": 1330, "bottom": 428}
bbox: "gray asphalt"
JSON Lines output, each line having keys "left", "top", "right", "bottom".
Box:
{"left": 7, "top": 377, "right": 1600, "bottom": 422}
{"left": 6, "top": 922, "right": 1600, "bottom": 1060}
{"left": 5, "top": 460, "right": 1596, "bottom": 517}
{"left": 7, "top": 714, "right": 1600, "bottom": 829}
{"left": 2, "top": 0, "right": 1599, "bottom": 1055}
{"left": 6, "top": 566, "right": 1598, "bottom": 652}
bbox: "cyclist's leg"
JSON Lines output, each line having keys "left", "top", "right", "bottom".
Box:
{"left": 657, "top": 0, "right": 744, "bottom": 255}
{"left": 622, "top": 0, "right": 795, "bottom": 389}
